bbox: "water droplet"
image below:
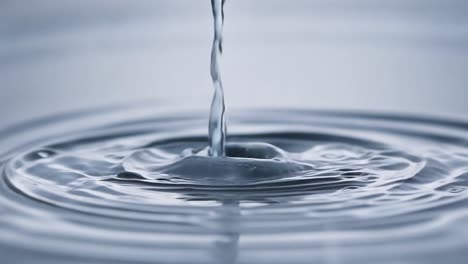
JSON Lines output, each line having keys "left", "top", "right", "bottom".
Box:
{"left": 24, "top": 149, "right": 57, "bottom": 161}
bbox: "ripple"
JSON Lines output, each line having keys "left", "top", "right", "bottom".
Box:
{"left": 1, "top": 107, "right": 468, "bottom": 263}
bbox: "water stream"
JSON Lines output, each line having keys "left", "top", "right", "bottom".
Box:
{"left": 209, "top": 0, "right": 227, "bottom": 157}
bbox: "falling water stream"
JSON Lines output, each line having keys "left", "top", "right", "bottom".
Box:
{"left": 209, "top": 0, "right": 227, "bottom": 157}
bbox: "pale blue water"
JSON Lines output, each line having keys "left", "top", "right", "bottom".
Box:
{"left": 1, "top": 1, "right": 468, "bottom": 263}
{"left": 1, "top": 106, "right": 468, "bottom": 263}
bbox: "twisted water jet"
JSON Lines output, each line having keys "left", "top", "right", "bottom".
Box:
{"left": 209, "top": 0, "right": 227, "bottom": 157}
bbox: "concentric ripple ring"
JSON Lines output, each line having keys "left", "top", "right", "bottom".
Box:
{"left": 1, "top": 106, "right": 468, "bottom": 264}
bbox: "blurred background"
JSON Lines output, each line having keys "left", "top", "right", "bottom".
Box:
{"left": 1, "top": 0, "right": 468, "bottom": 129}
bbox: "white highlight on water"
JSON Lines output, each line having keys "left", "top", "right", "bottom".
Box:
{"left": 209, "top": 0, "right": 227, "bottom": 157}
